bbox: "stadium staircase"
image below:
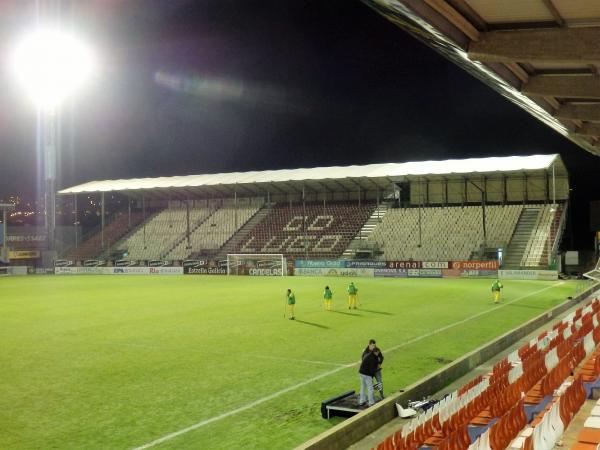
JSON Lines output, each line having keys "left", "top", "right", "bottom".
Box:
{"left": 68, "top": 211, "right": 147, "bottom": 260}
{"left": 520, "top": 204, "right": 559, "bottom": 268}
{"left": 342, "top": 204, "right": 388, "bottom": 259}
{"left": 160, "top": 209, "right": 219, "bottom": 259}
{"left": 212, "top": 203, "right": 273, "bottom": 261}
{"left": 504, "top": 206, "right": 541, "bottom": 268}
{"left": 97, "top": 208, "right": 165, "bottom": 259}
{"left": 165, "top": 202, "right": 262, "bottom": 260}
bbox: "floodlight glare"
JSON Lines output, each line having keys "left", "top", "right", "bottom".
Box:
{"left": 10, "top": 28, "right": 94, "bottom": 111}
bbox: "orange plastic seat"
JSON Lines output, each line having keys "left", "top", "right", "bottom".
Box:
{"left": 578, "top": 428, "right": 600, "bottom": 444}
{"left": 570, "top": 443, "right": 597, "bottom": 450}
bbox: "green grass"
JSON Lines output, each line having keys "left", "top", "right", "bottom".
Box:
{"left": 0, "top": 275, "right": 578, "bottom": 449}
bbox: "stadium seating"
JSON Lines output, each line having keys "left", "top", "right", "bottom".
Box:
{"left": 234, "top": 201, "right": 376, "bottom": 259}
{"left": 368, "top": 205, "right": 522, "bottom": 261}
{"left": 371, "top": 299, "right": 600, "bottom": 450}
{"left": 119, "top": 204, "right": 214, "bottom": 260}
{"left": 165, "top": 200, "right": 261, "bottom": 260}
{"left": 68, "top": 211, "right": 146, "bottom": 259}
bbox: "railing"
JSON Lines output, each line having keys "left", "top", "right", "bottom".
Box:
{"left": 550, "top": 201, "right": 568, "bottom": 258}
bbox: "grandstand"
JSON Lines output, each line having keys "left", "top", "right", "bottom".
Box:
{"left": 57, "top": 154, "right": 569, "bottom": 269}
{"left": 366, "top": 204, "right": 523, "bottom": 261}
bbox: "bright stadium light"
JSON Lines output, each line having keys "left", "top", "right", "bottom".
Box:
{"left": 10, "top": 27, "right": 94, "bottom": 111}
{"left": 8, "top": 24, "right": 95, "bottom": 263}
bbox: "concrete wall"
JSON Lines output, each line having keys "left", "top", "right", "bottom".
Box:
{"left": 296, "top": 284, "right": 600, "bottom": 450}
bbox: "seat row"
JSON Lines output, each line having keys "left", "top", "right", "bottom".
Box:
{"left": 372, "top": 298, "right": 600, "bottom": 450}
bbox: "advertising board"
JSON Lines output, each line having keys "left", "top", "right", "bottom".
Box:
{"left": 295, "top": 260, "right": 346, "bottom": 268}
{"left": 112, "top": 267, "right": 149, "bottom": 275}
{"left": 387, "top": 261, "right": 422, "bottom": 269}
{"left": 407, "top": 268, "right": 443, "bottom": 278}
{"left": 149, "top": 267, "right": 183, "bottom": 275}
{"left": 294, "top": 267, "right": 374, "bottom": 277}
{"left": 8, "top": 250, "right": 40, "bottom": 259}
{"left": 55, "top": 267, "right": 110, "bottom": 275}
{"left": 55, "top": 266, "right": 184, "bottom": 275}
{"left": 498, "top": 270, "right": 558, "bottom": 281}
{"left": 451, "top": 260, "right": 499, "bottom": 270}
{"left": 374, "top": 268, "right": 408, "bottom": 278}
{"left": 183, "top": 260, "right": 227, "bottom": 275}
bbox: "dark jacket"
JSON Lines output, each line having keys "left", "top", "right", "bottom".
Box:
{"left": 362, "top": 346, "right": 384, "bottom": 366}
{"left": 359, "top": 351, "right": 380, "bottom": 377}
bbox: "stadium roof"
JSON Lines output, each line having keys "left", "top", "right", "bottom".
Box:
{"left": 58, "top": 154, "right": 566, "bottom": 197}
{"left": 363, "top": 0, "right": 600, "bottom": 157}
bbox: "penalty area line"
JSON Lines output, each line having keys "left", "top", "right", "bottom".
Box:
{"left": 131, "top": 281, "right": 565, "bottom": 449}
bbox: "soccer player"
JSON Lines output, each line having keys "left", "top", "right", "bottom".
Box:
{"left": 323, "top": 285, "right": 333, "bottom": 311}
{"left": 347, "top": 281, "right": 358, "bottom": 309}
{"left": 491, "top": 279, "right": 503, "bottom": 304}
{"left": 286, "top": 288, "right": 296, "bottom": 320}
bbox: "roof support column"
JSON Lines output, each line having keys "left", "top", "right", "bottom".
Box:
{"left": 2, "top": 210, "right": 6, "bottom": 260}
{"left": 482, "top": 191, "right": 487, "bottom": 250}
{"left": 503, "top": 175, "right": 507, "bottom": 205}
{"left": 524, "top": 174, "right": 528, "bottom": 204}
{"left": 186, "top": 199, "right": 191, "bottom": 251}
{"left": 142, "top": 195, "right": 146, "bottom": 251}
{"left": 73, "top": 194, "right": 78, "bottom": 249}
{"left": 552, "top": 163, "right": 556, "bottom": 207}
{"left": 444, "top": 178, "right": 448, "bottom": 206}
{"left": 302, "top": 184, "right": 308, "bottom": 260}
{"left": 467, "top": 179, "right": 487, "bottom": 252}
{"left": 234, "top": 190, "right": 238, "bottom": 230}
{"left": 483, "top": 177, "right": 487, "bottom": 203}
{"left": 101, "top": 192, "right": 105, "bottom": 250}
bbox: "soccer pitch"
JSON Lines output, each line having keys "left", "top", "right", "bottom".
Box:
{"left": 0, "top": 275, "right": 579, "bottom": 449}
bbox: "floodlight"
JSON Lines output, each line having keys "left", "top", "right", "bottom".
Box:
{"left": 10, "top": 27, "right": 95, "bottom": 111}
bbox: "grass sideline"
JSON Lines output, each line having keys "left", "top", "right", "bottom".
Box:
{"left": 0, "top": 275, "right": 578, "bottom": 449}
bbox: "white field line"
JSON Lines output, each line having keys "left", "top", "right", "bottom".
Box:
{"left": 383, "top": 282, "right": 564, "bottom": 354}
{"left": 110, "top": 343, "right": 346, "bottom": 368}
{"left": 131, "top": 282, "right": 564, "bottom": 449}
{"left": 249, "top": 354, "right": 348, "bottom": 367}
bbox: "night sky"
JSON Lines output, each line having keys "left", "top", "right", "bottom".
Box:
{"left": 1, "top": 0, "right": 599, "bottom": 247}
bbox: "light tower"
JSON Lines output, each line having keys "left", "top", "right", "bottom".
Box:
{"left": 9, "top": 1, "right": 94, "bottom": 264}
